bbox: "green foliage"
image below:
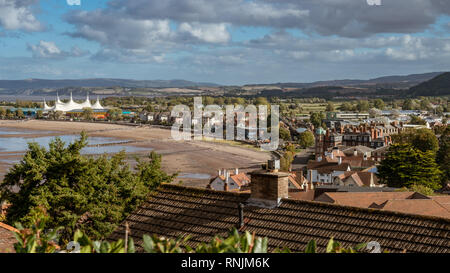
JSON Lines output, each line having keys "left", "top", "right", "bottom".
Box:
{"left": 298, "top": 131, "right": 315, "bottom": 148}
{"left": 72, "top": 229, "right": 131, "bottom": 253}
{"left": 393, "top": 128, "right": 439, "bottom": 153}
{"left": 325, "top": 102, "right": 335, "bottom": 112}
{"left": 356, "top": 100, "right": 370, "bottom": 112}
{"left": 0, "top": 132, "right": 174, "bottom": 242}
{"left": 378, "top": 144, "right": 443, "bottom": 190}
{"left": 279, "top": 126, "right": 291, "bottom": 141}
{"left": 309, "top": 112, "right": 325, "bottom": 128}
{"left": 373, "top": 99, "right": 385, "bottom": 110}
{"left": 82, "top": 107, "right": 94, "bottom": 120}
{"left": 280, "top": 144, "right": 296, "bottom": 172}
{"left": 142, "top": 234, "right": 189, "bottom": 253}
{"left": 437, "top": 127, "right": 450, "bottom": 183}
{"left": 11, "top": 214, "right": 376, "bottom": 253}
{"left": 195, "top": 229, "right": 268, "bottom": 253}
{"left": 409, "top": 115, "right": 427, "bottom": 125}
{"left": 107, "top": 108, "right": 122, "bottom": 121}
{"left": 13, "top": 207, "right": 61, "bottom": 253}
{"left": 255, "top": 97, "right": 269, "bottom": 106}
{"left": 396, "top": 184, "right": 436, "bottom": 196}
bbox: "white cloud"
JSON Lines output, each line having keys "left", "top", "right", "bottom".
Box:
{"left": 0, "top": 0, "right": 43, "bottom": 32}
{"left": 27, "top": 40, "right": 89, "bottom": 59}
{"left": 179, "top": 22, "right": 230, "bottom": 43}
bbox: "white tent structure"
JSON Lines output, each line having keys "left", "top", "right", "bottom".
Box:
{"left": 43, "top": 93, "right": 104, "bottom": 112}
{"left": 92, "top": 96, "right": 104, "bottom": 110}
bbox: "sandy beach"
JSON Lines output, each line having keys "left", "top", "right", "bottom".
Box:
{"left": 0, "top": 120, "right": 271, "bottom": 188}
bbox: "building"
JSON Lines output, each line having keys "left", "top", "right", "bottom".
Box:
{"left": 307, "top": 147, "right": 378, "bottom": 186}
{"left": 315, "top": 124, "right": 395, "bottom": 154}
{"left": 43, "top": 93, "right": 104, "bottom": 112}
{"left": 208, "top": 169, "right": 310, "bottom": 194}
{"left": 315, "top": 192, "right": 450, "bottom": 219}
{"left": 327, "top": 112, "right": 370, "bottom": 121}
{"left": 109, "top": 167, "right": 450, "bottom": 253}
{"left": 208, "top": 169, "right": 251, "bottom": 192}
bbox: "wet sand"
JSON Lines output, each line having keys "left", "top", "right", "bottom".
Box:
{"left": 0, "top": 120, "right": 271, "bottom": 188}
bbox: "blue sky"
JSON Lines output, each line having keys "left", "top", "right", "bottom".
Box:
{"left": 0, "top": 0, "right": 449, "bottom": 85}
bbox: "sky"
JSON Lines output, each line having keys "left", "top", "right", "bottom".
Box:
{"left": 0, "top": 0, "right": 449, "bottom": 85}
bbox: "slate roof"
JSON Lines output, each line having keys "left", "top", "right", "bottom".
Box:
{"left": 109, "top": 184, "right": 450, "bottom": 253}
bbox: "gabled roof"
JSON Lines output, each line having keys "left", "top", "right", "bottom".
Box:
{"left": 342, "top": 145, "right": 374, "bottom": 155}
{"left": 308, "top": 159, "right": 343, "bottom": 171}
{"left": 342, "top": 155, "right": 377, "bottom": 168}
{"left": 315, "top": 192, "right": 427, "bottom": 208}
{"left": 109, "top": 184, "right": 450, "bottom": 253}
{"left": 209, "top": 173, "right": 251, "bottom": 188}
{"left": 375, "top": 199, "right": 450, "bottom": 219}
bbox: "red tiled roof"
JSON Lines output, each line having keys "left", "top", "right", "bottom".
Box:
{"left": 109, "top": 184, "right": 450, "bottom": 253}
{"left": 230, "top": 173, "right": 250, "bottom": 187}
{"left": 376, "top": 199, "right": 450, "bottom": 219}
{"left": 315, "top": 192, "right": 427, "bottom": 208}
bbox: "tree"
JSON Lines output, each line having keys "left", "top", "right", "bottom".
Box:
{"left": 108, "top": 108, "right": 122, "bottom": 121}
{"left": 377, "top": 144, "right": 442, "bottom": 190}
{"left": 255, "top": 97, "right": 269, "bottom": 106}
{"left": 356, "top": 100, "right": 370, "bottom": 112}
{"left": 437, "top": 127, "right": 450, "bottom": 183}
{"left": 203, "top": 96, "right": 215, "bottom": 105}
{"left": 409, "top": 115, "right": 427, "bottom": 125}
{"left": 373, "top": 99, "right": 385, "bottom": 110}
{"left": 325, "top": 102, "right": 335, "bottom": 112}
{"left": 16, "top": 109, "right": 25, "bottom": 119}
{"left": 298, "top": 131, "right": 315, "bottom": 148}
{"left": 310, "top": 112, "right": 325, "bottom": 128}
{"left": 419, "top": 98, "right": 431, "bottom": 110}
{"left": 340, "top": 102, "right": 354, "bottom": 111}
{"left": 279, "top": 126, "right": 291, "bottom": 141}
{"left": 82, "top": 107, "right": 94, "bottom": 121}
{"left": 0, "top": 107, "right": 6, "bottom": 119}
{"left": 0, "top": 132, "right": 174, "bottom": 242}
{"left": 36, "top": 110, "right": 43, "bottom": 119}
{"left": 402, "top": 99, "right": 415, "bottom": 110}
{"left": 393, "top": 128, "right": 439, "bottom": 153}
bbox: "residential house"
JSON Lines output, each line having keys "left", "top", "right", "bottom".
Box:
{"left": 315, "top": 192, "right": 450, "bottom": 219}
{"left": 208, "top": 169, "right": 251, "bottom": 192}
{"left": 109, "top": 166, "right": 450, "bottom": 253}
{"left": 333, "top": 171, "right": 379, "bottom": 187}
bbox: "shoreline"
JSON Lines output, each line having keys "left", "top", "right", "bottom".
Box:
{"left": 0, "top": 120, "right": 271, "bottom": 188}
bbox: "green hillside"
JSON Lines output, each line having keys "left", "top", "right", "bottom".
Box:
{"left": 408, "top": 72, "right": 450, "bottom": 96}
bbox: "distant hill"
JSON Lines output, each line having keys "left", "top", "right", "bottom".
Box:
{"left": 0, "top": 78, "right": 219, "bottom": 91}
{"left": 245, "top": 72, "right": 443, "bottom": 89}
{"left": 408, "top": 72, "right": 450, "bottom": 96}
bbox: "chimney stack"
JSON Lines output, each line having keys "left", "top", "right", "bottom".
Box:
{"left": 235, "top": 168, "right": 239, "bottom": 175}
{"left": 248, "top": 160, "right": 289, "bottom": 208}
